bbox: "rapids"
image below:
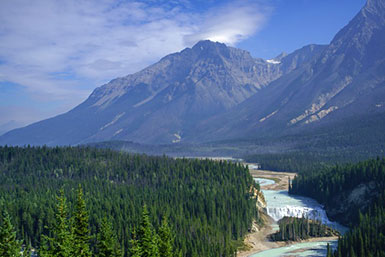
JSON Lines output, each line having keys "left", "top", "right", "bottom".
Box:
{"left": 249, "top": 177, "right": 346, "bottom": 257}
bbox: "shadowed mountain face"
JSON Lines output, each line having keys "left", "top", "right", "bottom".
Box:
{"left": 0, "top": 40, "right": 324, "bottom": 146}
{"left": 1, "top": 0, "right": 383, "bottom": 146}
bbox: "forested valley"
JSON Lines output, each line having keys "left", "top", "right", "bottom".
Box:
{"left": 0, "top": 146, "right": 260, "bottom": 256}
{"left": 290, "top": 158, "right": 385, "bottom": 257}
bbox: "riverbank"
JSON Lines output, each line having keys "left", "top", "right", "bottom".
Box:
{"left": 238, "top": 168, "right": 338, "bottom": 257}
{"left": 239, "top": 232, "right": 338, "bottom": 257}
{"left": 248, "top": 168, "right": 296, "bottom": 190}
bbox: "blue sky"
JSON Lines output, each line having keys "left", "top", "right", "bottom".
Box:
{"left": 0, "top": 0, "right": 366, "bottom": 134}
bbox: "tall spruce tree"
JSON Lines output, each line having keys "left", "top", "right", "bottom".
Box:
{"left": 0, "top": 210, "right": 22, "bottom": 257}
{"left": 138, "top": 205, "right": 159, "bottom": 257}
{"left": 39, "top": 189, "right": 73, "bottom": 257}
{"left": 129, "top": 229, "right": 142, "bottom": 257}
{"left": 96, "top": 217, "right": 122, "bottom": 257}
{"left": 158, "top": 217, "right": 173, "bottom": 257}
{"left": 326, "top": 243, "right": 332, "bottom": 257}
{"left": 73, "top": 185, "right": 92, "bottom": 257}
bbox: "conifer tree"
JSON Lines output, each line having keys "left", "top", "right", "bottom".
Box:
{"left": 326, "top": 243, "right": 332, "bottom": 257}
{"left": 158, "top": 216, "right": 173, "bottom": 257}
{"left": 40, "top": 189, "right": 73, "bottom": 257}
{"left": 138, "top": 205, "right": 159, "bottom": 257}
{"left": 96, "top": 217, "right": 122, "bottom": 257}
{"left": 73, "top": 185, "right": 92, "bottom": 257}
{"left": 0, "top": 210, "right": 22, "bottom": 257}
{"left": 129, "top": 228, "right": 142, "bottom": 257}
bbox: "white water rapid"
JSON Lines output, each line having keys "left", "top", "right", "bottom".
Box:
{"left": 250, "top": 177, "right": 346, "bottom": 257}
{"left": 263, "top": 190, "right": 345, "bottom": 231}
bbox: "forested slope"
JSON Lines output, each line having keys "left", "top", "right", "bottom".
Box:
{"left": 0, "top": 146, "right": 259, "bottom": 256}
{"left": 290, "top": 158, "right": 385, "bottom": 257}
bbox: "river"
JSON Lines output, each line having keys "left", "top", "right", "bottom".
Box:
{"left": 248, "top": 177, "right": 346, "bottom": 257}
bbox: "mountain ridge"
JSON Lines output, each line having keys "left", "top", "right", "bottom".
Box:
{"left": 190, "top": 0, "right": 385, "bottom": 142}
{"left": 0, "top": 40, "right": 325, "bottom": 146}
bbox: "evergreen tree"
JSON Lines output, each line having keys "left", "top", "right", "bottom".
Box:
{"left": 326, "top": 243, "right": 332, "bottom": 257}
{"left": 158, "top": 217, "right": 173, "bottom": 257}
{"left": 129, "top": 229, "right": 142, "bottom": 257}
{"left": 40, "top": 189, "right": 73, "bottom": 257}
{"left": 138, "top": 205, "right": 159, "bottom": 257}
{"left": 96, "top": 217, "right": 122, "bottom": 257}
{"left": 73, "top": 185, "right": 92, "bottom": 257}
{"left": 0, "top": 210, "right": 22, "bottom": 257}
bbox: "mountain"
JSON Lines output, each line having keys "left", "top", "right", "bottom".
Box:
{"left": 0, "top": 120, "right": 24, "bottom": 136}
{"left": 1, "top": 0, "right": 383, "bottom": 147}
{"left": 0, "top": 40, "right": 324, "bottom": 146}
{"left": 191, "top": 0, "right": 385, "bottom": 142}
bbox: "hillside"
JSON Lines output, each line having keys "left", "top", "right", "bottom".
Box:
{"left": 290, "top": 157, "right": 385, "bottom": 257}
{"left": 0, "top": 146, "right": 259, "bottom": 256}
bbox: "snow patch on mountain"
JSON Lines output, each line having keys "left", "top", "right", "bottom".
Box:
{"left": 266, "top": 59, "right": 281, "bottom": 64}
{"left": 100, "top": 112, "right": 125, "bottom": 130}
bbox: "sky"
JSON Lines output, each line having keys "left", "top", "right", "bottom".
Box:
{"left": 0, "top": 0, "right": 366, "bottom": 134}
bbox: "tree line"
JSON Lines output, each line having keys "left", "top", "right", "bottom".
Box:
{"left": 270, "top": 216, "right": 339, "bottom": 242}
{"left": 0, "top": 146, "right": 260, "bottom": 256}
{"left": 289, "top": 157, "right": 385, "bottom": 223}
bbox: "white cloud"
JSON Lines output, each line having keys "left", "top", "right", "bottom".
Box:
{"left": 185, "top": 1, "right": 270, "bottom": 46}
{"left": 0, "top": 0, "right": 269, "bottom": 125}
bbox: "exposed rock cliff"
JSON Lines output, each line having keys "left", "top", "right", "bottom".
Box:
{"left": 326, "top": 181, "right": 380, "bottom": 225}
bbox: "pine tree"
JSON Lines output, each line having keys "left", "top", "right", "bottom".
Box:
{"left": 158, "top": 216, "right": 173, "bottom": 257}
{"left": 350, "top": 245, "right": 356, "bottom": 257}
{"left": 0, "top": 210, "right": 22, "bottom": 257}
{"left": 138, "top": 205, "right": 159, "bottom": 257}
{"left": 358, "top": 231, "right": 365, "bottom": 257}
{"left": 73, "top": 185, "right": 92, "bottom": 257}
{"left": 326, "top": 243, "right": 332, "bottom": 257}
{"left": 40, "top": 189, "right": 73, "bottom": 257}
{"left": 129, "top": 228, "right": 142, "bottom": 257}
{"left": 96, "top": 217, "right": 122, "bottom": 257}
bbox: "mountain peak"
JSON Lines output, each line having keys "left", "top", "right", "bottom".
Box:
{"left": 188, "top": 39, "right": 254, "bottom": 63}
{"left": 192, "top": 40, "right": 226, "bottom": 49}
{"left": 191, "top": 40, "right": 229, "bottom": 55}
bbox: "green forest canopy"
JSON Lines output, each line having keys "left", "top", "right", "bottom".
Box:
{"left": 0, "top": 146, "right": 260, "bottom": 257}
{"left": 290, "top": 158, "right": 385, "bottom": 257}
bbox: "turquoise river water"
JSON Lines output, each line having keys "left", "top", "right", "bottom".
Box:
{"left": 250, "top": 178, "right": 346, "bottom": 257}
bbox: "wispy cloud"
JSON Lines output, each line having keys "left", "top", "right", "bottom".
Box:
{"left": 185, "top": 1, "right": 270, "bottom": 46}
{"left": 0, "top": 0, "right": 269, "bottom": 125}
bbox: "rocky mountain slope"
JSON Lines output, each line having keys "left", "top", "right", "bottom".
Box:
{"left": 192, "top": 0, "right": 385, "bottom": 142}
{"left": 0, "top": 40, "right": 324, "bottom": 145}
